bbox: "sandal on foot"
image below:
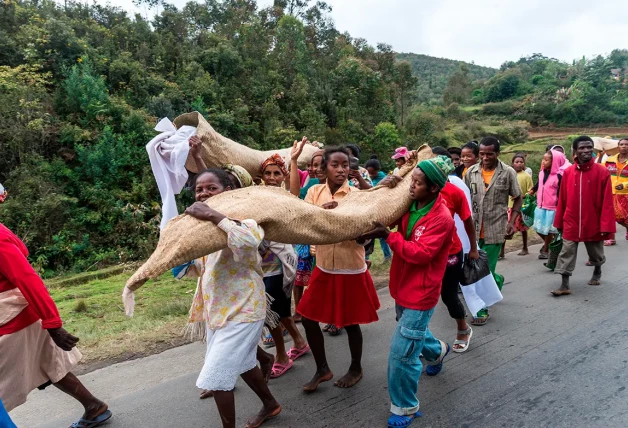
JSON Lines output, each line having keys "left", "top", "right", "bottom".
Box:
{"left": 551, "top": 289, "right": 572, "bottom": 296}
{"left": 426, "top": 342, "right": 450, "bottom": 376}
{"left": 287, "top": 344, "right": 310, "bottom": 361}
{"left": 328, "top": 325, "right": 342, "bottom": 336}
{"left": 585, "top": 260, "right": 593, "bottom": 266}
{"left": 322, "top": 324, "right": 332, "bottom": 332}
{"left": 471, "top": 313, "right": 490, "bottom": 326}
{"left": 538, "top": 252, "right": 549, "bottom": 260}
{"left": 262, "top": 332, "right": 275, "bottom": 348}
{"left": 70, "top": 410, "right": 112, "bottom": 428}
{"left": 452, "top": 326, "right": 473, "bottom": 353}
{"left": 270, "top": 359, "right": 294, "bottom": 379}
{"left": 604, "top": 240, "right": 616, "bottom": 246}
{"left": 387, "top": 412, "right": 422, "bottom": 428}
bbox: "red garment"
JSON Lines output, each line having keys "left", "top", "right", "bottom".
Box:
{"left": 296, "top": 267, "right": 380, "bottom": 328}
{"left": 0, "top": 224, "right": 62, "bottom": 335}
{"left": 440, "top": 182, "right": 472, "bottom": 255}
{"left": 386, "top": 195, "right": 455, "bottom": 311}
{"left": 554, "top": 159, "right": 616, "bottom": 242}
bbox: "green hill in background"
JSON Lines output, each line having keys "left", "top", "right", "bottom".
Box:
{"left": 396, "top": 53, "right": 497, "bottom": 104}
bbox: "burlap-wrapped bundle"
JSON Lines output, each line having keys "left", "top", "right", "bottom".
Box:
{"left": 176, "top": 112, "right": 320, "bottom": 176}
{"left": 123, "top": 146, "right": 433, "bottom": 315}
{"left": 592, "top": 137, "right": 619, "bottom": 156}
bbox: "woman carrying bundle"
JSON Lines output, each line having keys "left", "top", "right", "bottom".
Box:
{"left": 259, "top": 154, "right": 310, "bottom": 377}
{"left": 297, "top": 146, "right": 381, "bottom": 392}
{"left": 182, "top": 167, "right": 281, "bottom": 428}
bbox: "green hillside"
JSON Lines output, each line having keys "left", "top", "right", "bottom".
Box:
{"left": 396, "top": 53, "right": 497, "bottom": 104}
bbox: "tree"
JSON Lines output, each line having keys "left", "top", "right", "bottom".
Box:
{"left": 393, "top": 61, "right": 417, "bottom": 126}
{"left": 443, "top": 64, "right": 472, "bottom": 106}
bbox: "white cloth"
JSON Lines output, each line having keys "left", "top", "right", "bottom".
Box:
{"left": 196, "top": 320, "right": 263, "bottom": 391}
{"left": 146, "top": 118, "right": 195, "bottom": 230}
{"left": 460, "top": 273, "right": 503, "bottom": 315}
{"left": 448, "top": 175, "right": 472, "bottom": 253}
{"left": 525, "top": 167, "right": 533, "bottom": 177}
{"left": 448, "top": 175, "right": 503, "bottom": 311}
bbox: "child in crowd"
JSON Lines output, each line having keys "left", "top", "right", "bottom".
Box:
{"left": 530, "top": 149, "right": 567, "bottom": 259}
{"left": 456, "top": 141, "right": 479, "bottom": 178}
{"left": 392, "top": 147, "right": 408, "bottom": 175}
{"left": 501, "top": 153, "right": 534, "bottom": 257}
{"left": 182, "top": 168, "right": 281, "bottom": 428}
{"left": 447, "top": 147, "right": 462, "bottom": 168}
{"left": 360, "top": 155, "right": 455, "bottom": 428}
{"left": 365, "top": 156, "right": 388, "bottom": 186}
{"left": 297, "top": 146, "right": 380, "bottom": 392}
{"left": 259, "top": 155, "right": 310, "bottom": 377}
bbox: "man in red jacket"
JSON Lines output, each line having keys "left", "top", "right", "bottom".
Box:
{"left": 551, "top": 136, "right": 616, "bottom": 296}
{"left": 360, "top": 155, "right": 455, "bottom": 428}
{"left": 0, "top": 223, "right": 112, "bottom": 427}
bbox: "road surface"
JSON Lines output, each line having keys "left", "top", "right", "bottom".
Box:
{"left": 10, "top": 243, "right": 628, "bottom": 427}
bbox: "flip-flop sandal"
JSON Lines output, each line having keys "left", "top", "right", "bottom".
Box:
{"left": 426, "top": 342, "right": 450, "bottom": 376}
{"left": 270, "top": 359, "right": 294, "bottom": 379}
{"left": 322, "top": 324, "right": 332, "bottom": 332}
{"left": 70, "top": 410, "right": 112, "bottom": 428}
{"left": 551, "top": 289, "right": 572, "bottom": 296}
{"left": 263, "top": 332, "right": 275, "bottom": 348}
{"left": 538, "top": 253, "right": 549, "bottom": 260}
{"left": 387, "top": 412, "right": 422, "bottom": 428}
{"left": 328, "top": 325, "right": 342, "bottom": 336}
{"left": 604, "top": 240, "right": 616, "bottom": 246}
{"left": 471, "top": 313, "right": 490, "bottom": 326}
{"left": 287, "top": 344, "right": 310, "bottom": 361}
{"left": 452, "top": 326, "right": 473, "bottom": 353}
{"left": 585, "top": 260, "right": 593, "bottom": 266}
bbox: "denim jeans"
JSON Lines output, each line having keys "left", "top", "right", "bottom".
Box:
{"left": 379, "top": 238, "right": 392, "bottom": 259}
{"left": 388, "top": 304, "right": 444, "bottom": 416}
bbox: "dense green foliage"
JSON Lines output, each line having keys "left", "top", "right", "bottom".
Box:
{"left": 465, "top": 53, "right": 628, "bottom": 126}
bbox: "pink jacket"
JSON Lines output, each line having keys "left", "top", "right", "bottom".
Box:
{"left": 537, "top": 150, "right": 566, "bottom": 210}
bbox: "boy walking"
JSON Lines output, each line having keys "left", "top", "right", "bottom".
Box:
{"left": 360, "top": 156, "right": 455, "bottom": 428}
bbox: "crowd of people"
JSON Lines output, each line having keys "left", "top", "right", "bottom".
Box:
{"left": 0, "top": 134, "right": 625, "bottom": 428}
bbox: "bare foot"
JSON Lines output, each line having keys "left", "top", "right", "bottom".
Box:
{"left": 518, "top": 249, "right": 529, "bottom": 256}
{"left": 334, "top": 369, "right": 363, "bottom": 388}
{"left": 588, "top": 279, "right": 601, "bottom": 286}
{"left": 199, "top": 389, "right": 213, "bottom": 399}
{"left": 589, "top": 267, "right": 602, "bottom": 285}
{"left": 303, "top": 369, "right": 333, "bottom": 392}
{"left": 260, "top": 354, "right": 275, "bottom": 383}
{"left": 244, "top": 403, "right": 282, "bottom": 428}
{"left": 551, "top": 288, "right": 572, "bottom": 296}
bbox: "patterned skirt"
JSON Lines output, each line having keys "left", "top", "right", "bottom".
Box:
{"left": 508, "top": 208, "right": 528, "bottom": 232}
{"left": 614, "top": 194, "right": 628, "bottom": 225}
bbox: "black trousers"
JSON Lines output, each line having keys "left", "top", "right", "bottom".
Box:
{"left": 441, "top": 250, "right": 466, "bottom": 320}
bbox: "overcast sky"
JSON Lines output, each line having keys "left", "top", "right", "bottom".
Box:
{"left": 106, "top": 0, "right": 627, "bottom": 68}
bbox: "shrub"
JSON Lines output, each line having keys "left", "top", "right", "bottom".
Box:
{"left": 481, "top": 100, "right": 518, "bottom": 116}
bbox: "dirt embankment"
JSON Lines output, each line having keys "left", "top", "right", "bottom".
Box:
{"left": 529, "top": 127, "right": 628, "bottom": 140}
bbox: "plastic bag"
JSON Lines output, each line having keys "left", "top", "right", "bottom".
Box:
{"left": 521, "top": 193, "right": 536, "bottom": 227}
{"left": 461, "top": 250, "right": 491, "bottom": 286}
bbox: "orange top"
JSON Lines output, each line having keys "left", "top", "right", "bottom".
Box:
{"left": 305, "top": 181, "right": 367, "bottom": 273}
{"left": 479, "top": 168, "right": 496, "bottom": 239}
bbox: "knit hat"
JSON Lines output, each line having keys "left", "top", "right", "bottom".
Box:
{"left": 261, "top": 154, "right": 288, "bottom": 176}
{"left": 417, "top": 156, "right": 454, "bottom": 189}
{"left": 222, "top": 164, "right": 253, "bottom": 188}
{"left": 392, "top": 147, "right": 408, "bottom": 160}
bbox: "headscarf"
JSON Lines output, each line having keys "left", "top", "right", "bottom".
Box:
{"left": 417, "top": 156, "right": 454, "bottom": 189}
{"left": 222, "top": 164, "right": 253, "bottom": 188}
{"left": 261, "top": 154, "right": 288, "bottom": 176}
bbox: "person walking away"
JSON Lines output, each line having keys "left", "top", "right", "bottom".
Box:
{"left": 464, "top": 137, "right": 522, "bottom": 325}
{"left": 359, "top": 155, "right": 455, "bottom": 428}
{"left": 501, "top": 153, "right": 533, "bottom": 257}
{"left": 551, "top": 136, "right": 616, "bottom": 296}
{"left": 602, "top": 137, "right": 628, "bottom": 245}
{"left": 184, "top": 168, "right": 282, "bottom": 427}
{"left": 297, "top": 147, "right": 380, "bottom": 392}
{"left": 530, "top": 149, "right": 566, "bottom": 259}
{"left": 456, "top": 141, "right": 480, "bottom": 178}
{"left": 392, "top": 147, "right": 408, "bottom": 175}
{"left": 0, "top": 223, "right": 112, "bottom": 428}
{"left": 259, "top": 155, "right": 310, "bottom": 376}
{"left": 431, "top": 147, "right": 479, "bottom": 352}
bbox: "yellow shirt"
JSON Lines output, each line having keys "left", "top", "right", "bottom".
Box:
{"left": 604, "top": 154, "right": 628, "bottom": 195}
{"left": 510, "top": 170, "right": 533, "bottom": 208}
{"left": 305, "top": 181, "right": 367, "bottom": 273}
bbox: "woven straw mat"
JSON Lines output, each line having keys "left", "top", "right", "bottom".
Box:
{"left": 126, "top": 146, "right": 433, "bottom": 291}
{"left": 177, "top": 111, "right": 320, "bottom": 176}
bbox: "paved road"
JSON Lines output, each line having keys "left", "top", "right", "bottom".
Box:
{"left": 10, "top": 243, "right": 628, "bottom": 428}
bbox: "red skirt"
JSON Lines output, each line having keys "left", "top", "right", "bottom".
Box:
{"left": 296, "top": 267, "right": 380, "bottom": 328}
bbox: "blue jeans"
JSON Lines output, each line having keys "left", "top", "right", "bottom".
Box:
{"left": 388, "top": 304, "right": 444, "bottom": 416}
{"left": 380, "top": 238, "right": 392, "bottom": 259}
